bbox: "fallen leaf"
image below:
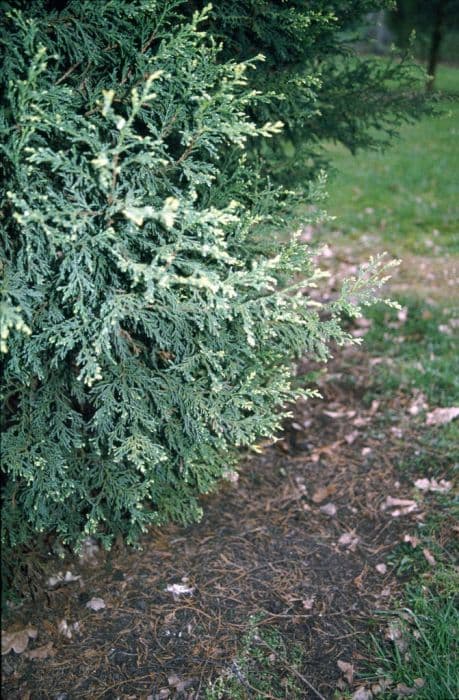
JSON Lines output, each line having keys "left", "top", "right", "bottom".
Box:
{"left": 312, "top": 484, "right": 336, "bottom": 503}
{"left": 390, "top": 504, "right": 418, "bottom": 517}
{"left": 395, "top": 682, "right": 419, "bottom": 696}
{"left": 223, "top": 470, "right": 239, "bottom": 483}
{"left": 344, "top": 430, "right": 359, "bottom": 444}
{"left": 352, "top": 687, "right": 373, "bottom": 700}
{"left": 47, "top": 570, "right": 81, "bottom": 588}
{"left": 426, "top": 406, "right": 459, "bottom": 426}
{"left": 382, "top": 496, "right": 419, "bottom": 517}
{"left": 355, "top": 317, "right": 373, "bottom": 329}
{"left": 338, "top": 532, "right": 360, "bottom": 551}
{"left": 1, "top": 625, "right": 38, "bottom": 655}
{"left": 302, "top": 596, "right": 315, "bottom": 610}
{"left": 385, "top": 622, "right": 408, "bottom": 651}
{"left": 382, "top": 496, "right": 418, "bottom": 511}
{"left": 403, "top": 534, "right": 420, "bottom": 548}
{"left": 379, "top": 586, "right": 391, "bottom": 598}
{"left": 323, "top": 410, "right": 347, "bottom": 419}
{"left": 78, "top": 536, "right": 101, "bottom": 566}
{"left": 397, "top": 307, "right": 408, "bottom": 323}
{"left": 86, "top": 597, "right": 106, "bottom": 611}
{"left": 167, "top": 675, "right": 195, "bottom": 693}
{"left": 375, "top": 563, "right": 387, "bottom": 575}
{"left": 414, "top": 478, "right": 452, "bottom": 493}
{"left": 58, "top": 619, "right": 73, "bottom": 639}
{"left": 413, "top": 478, "right": 430, "bottom": 491}
{"left": 166, "top": 583, "right": 195, "bottom": 600}
{"left": 408, "top": 392, "right": 428, "bottom": 416}
{"left": 354, "top": 568, "right": 367, "bottom": 589}
{"left": 25, "top": 642, "right": 56, "bottom": 660}
{"left": 422, "top": 548, "right": 436, "bottom": 566}
{"left": 319, "top": 502, "right": 337, "bottom": 516}
{"left": 337, "top": 660, "right": 355, "bottom": 684}
{"left": 156, "top": 690, "right": 170, "bottom": 699}
{"left": 371, "top": 678, "right": 392, "bottom": 696}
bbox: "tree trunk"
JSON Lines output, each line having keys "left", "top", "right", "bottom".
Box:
{"left": 427, "top": 0, "right": 447, "bottom": 91}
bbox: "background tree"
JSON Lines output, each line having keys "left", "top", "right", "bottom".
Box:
{"left": 389, "top": 0, "right": 459, "bottom": 90}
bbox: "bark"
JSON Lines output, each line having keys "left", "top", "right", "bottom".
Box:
{"left": 427, "top": 0, "right": 447, "bottom": 91}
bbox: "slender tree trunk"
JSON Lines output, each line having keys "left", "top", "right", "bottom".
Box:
{"left": 427, "top": 0, "right": 447, "bottom": 91}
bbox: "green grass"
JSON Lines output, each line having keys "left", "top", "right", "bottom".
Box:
{"left": 205, "top": 619, "right": 307, "bottom": 699}
{"left": 322, "top": 68, "right": 459, "bottom": 699}
{"left": 323, "top": 65, "right": 459, "bottom": 256}
{"left": 370, "top": 568, "right": 459, "bottom": 700}
{"left": 363, "top": 295, "right": 459, "bottom": 406}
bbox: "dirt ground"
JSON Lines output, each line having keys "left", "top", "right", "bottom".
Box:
{"left": 3, "top": 330, "right": 451, "bottom": 699}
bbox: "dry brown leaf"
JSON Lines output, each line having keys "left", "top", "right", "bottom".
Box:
{"left": 166, "top": 583, "right": 195, "bottom": 600}
{"left": 385, "top": 622, "right": 408, "bottom": 652}
{"left": 86, "top": 597, "right": 106, "bottom": 611}
{"left": 414, "top": 477, "right": 452, "bottom": 493}
{"left": 408, "top": 392, "right": 428, "bottom": 416}
{"left": 25, "top": 642, "right": 56, "bottom": 660}
{"left": 312, "top": 484, "right": 336, "bottom": 503}
{"left": 337, "top": 659, "right": 355, "bottom": 684}
{"left": 422, "top": 548, "right": 436, "bottom": 566}
{"left": 58, "top": 619, "right": 72, "bottom": 639}
{"left": 47, "top": 570, "right": 81, "bottom": 588}
{"left": 382, "top": 496, "right": 419, "bottom": 517}
{"left": 344, "top": 430, "right": 359, "bottom": 444}
{"left": 354, "top": 568, "right": 367, "bottom": 589}
{"left": 167, "top": 675, "right": 195, "bottom": 693}
{"left": 403, "top": 534, "right": 420, "bottom": 548}
{"left": 385, "top": 497, "right": 417, "bottom": 508}
{"left": 425, "top": 406, "right": 459, "bottom": 426}
{"left": 338, "top": 532, "right": 360, "bottom": 551}
{"left": 352, "top": 687, "right": 373, "bottom": 700}
{"left": 323, "top": 410, "right": 347, "bottom": 419}
{"left": 302, "top": 596, "right": 315, "bottom": 610}
{"left": 320, "top": 502, "right": 337, "bottom": 517}
{"left": 395, "top": 682, "right": 419, "bottom": 696}
{"left": 1, "top": 625, "right": 38, "bottom": 655}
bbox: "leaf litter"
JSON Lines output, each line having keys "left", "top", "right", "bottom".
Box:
{"left": 2, "top": 339, "right": 456, "bottom": 698}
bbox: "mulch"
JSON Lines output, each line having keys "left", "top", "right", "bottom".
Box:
{"left": 2, "top": 344, "right": 446, "bottom": 700}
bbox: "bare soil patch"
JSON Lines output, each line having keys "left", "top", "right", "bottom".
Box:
{"left": 3, "top": 341, "right": 448, "bottom": 700}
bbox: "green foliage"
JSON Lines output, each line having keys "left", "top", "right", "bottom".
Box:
{"left": 188, "top": 0, "right": 432, "bottom": 184}
{"left": 0, "top": 1, "right": 394, "bottom": 560}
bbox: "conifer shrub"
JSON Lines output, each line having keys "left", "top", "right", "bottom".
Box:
{"left": 1, "top": 1, "right": 396, "bottom": 561}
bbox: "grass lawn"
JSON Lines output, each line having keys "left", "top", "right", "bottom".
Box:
{"left": 323, "top": 65, "right": 459, "bottom": 257}
{"left": 321, "top": 64, "right": 459, "bottom": 700}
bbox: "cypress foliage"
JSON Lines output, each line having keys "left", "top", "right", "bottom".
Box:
{"left": 1, "top": 1, "right": 397, "bottom": 561}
